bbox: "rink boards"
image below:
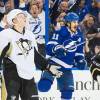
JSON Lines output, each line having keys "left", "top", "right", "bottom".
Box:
{"left": 0, "top": 70, "right": 100, "bottom": 100}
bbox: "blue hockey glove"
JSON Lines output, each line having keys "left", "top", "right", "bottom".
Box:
{"left": 38, "top": 71, "right": 54, "bottom": 92}
{"left": 53, "top": 45, "right": 66, "bottom": 58}
{"left": 38, "top": 65, "right": 63, "bottom": 92}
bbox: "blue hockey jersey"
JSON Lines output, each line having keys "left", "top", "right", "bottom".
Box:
{"left": 46, "top": 26, "right": 85, "bottom": 69}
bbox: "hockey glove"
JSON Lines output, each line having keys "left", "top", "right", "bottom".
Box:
{"left": 53, "top": 45, "right": 66, "bottom": 58}
{"left": 48, "top": 65, "right": 63, "bottom": 78}
{"left": 38, "top": 71, "right": 54, "bottom": 92}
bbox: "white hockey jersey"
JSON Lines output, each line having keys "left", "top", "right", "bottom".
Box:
{"left": 0, "top": 28, "right": 38, "bottom": 80}
{"left": 26, "top": 11, "right": 45, "bottom": 44}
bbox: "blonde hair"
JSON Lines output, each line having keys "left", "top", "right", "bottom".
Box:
{"left": 30, "top": 0, "right": 38, "bottom": 6}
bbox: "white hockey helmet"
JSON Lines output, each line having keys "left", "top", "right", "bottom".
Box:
{"left": 7, "top": 9, "right": 25, "bottom": 25}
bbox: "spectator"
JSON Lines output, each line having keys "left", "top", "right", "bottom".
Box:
{"left": 80, "top": 13, "right": 100, "bottom": 53}
{"left": 5, "top": 0, "right": 14, "bottom": 12}
{"left": 35, "top": 0, "right": 46, "bottom": 56}
{"left": 0, "top": 12, "right": 9, "bottom": 31}
{"left": 19, "top": 0, "right": 30, "bottom": 10}
{"left": 79, "top": 14, "right": 96, "bottom": 38}
{"left": 89, "top": 0, "right": 100, "bottom": 21}
{"left": 0, "top": 0, "right": 5, "bottom": 13}
{"left": 50, "top": 0, "right": 68, "bottom": 24}
{"left": 26, "top": 1, "right": 46, "bottom": 56}
{"left": 0, "top": 12, "right": 5, "bottom": 31}
{"left": 74, "top": 0, "right": 90, "bottom": 22}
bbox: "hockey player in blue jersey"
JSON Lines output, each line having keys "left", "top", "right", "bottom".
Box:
{"left": 38, "top": 12, "right": 87, "bottom": 100}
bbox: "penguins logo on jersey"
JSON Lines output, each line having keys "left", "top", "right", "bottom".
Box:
{"left": 63, "top": 39, "right": 77, "bottom": 52}
{"left": 16, "top": 38, "right": 32, "bottom": 56}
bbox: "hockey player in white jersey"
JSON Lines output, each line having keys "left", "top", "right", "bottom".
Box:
{"left": 0, "top": 9, "right": 61, "bottom": 100}
{"left": 0, "top": 9, "right": 39, "bottom": 100}
{"left": 38, "top": 12, "right": 87, "bottom": 100}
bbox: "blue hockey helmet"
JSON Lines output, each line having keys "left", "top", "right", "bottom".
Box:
{"left": 64, "top": 12, "right": 79, "bottom": 22}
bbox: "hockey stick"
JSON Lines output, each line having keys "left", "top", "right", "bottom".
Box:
{"left": 66, "top": 31, "right": 100, "bottom": 51}
{"left": 68, "top": 0, "right": 77, "bottom": 10}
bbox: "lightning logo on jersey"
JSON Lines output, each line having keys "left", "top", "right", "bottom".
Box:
{"left": 63, "top": 40, "right": 77, "bottom": 52}
{"left": 29, "top": 17, "right": 42, "bottom": 34}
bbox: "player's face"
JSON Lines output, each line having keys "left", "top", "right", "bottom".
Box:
{"left": 70, "top": 21, "right": 79, "bottom": 33}
{"left": 30, "top": 4, "right": 39, "bottom": 18}
{"left": 13, "top": 13, "right": 26, "bottom": 28}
